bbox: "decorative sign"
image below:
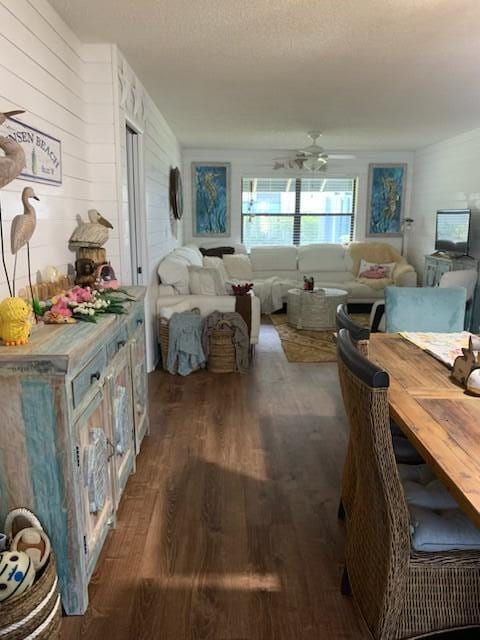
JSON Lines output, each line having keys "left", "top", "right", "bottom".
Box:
{"left": 7, "top": 118, "right": 62, "bottom": 186}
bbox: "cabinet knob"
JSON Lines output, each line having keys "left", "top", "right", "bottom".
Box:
{"left": 136, "top": 318, "right": 144, "bottom": 327}
{"left": 90, "top": 371, "right": 101, "bottom": 384}
{"left": 117, "top": 340, "right": 126, "bottom": 348}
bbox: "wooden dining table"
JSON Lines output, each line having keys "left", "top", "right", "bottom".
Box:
{"left": 369, "top": 333, "right": 480, "bottom": 528}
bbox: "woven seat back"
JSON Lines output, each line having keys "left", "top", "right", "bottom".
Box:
{"left": 336, "top": 304, "right": 370, "bottom": 357}
{"left": 337, "top": 329, "right": 411, "bottom": 639}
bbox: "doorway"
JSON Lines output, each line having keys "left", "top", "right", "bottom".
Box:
{"left": 126, "top": 124, "right": 143, "bottom": 285}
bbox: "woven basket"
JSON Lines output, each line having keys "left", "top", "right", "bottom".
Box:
{"left": 159, "top": 316, "right": 170, "bottom": 370}
{"left": 208, "top": 319, "right": 236, "bottom": 373}
{"left": 0, "top": 553, "right": 61, "bottom": 640}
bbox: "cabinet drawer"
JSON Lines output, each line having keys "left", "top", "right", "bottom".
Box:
{"left": 106, "top": 325, "right": 128, "bottom": 361}
{"left": 72, "top": 348, "right": 107, "bottom": 408}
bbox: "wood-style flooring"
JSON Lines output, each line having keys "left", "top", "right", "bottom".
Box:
{"left": 61, "top": 322, "right": 477, "bottom": 640}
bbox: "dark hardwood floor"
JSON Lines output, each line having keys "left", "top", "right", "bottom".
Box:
{"left": 61, "top": 322, "right": 477, "bottom": 639}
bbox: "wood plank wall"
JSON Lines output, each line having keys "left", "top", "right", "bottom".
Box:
{"left": 0, "top": 0, "right": 182, "bottom": 369}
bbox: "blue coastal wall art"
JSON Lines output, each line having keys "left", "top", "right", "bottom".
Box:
{"left": 192, "top": 162, "right": 230, "bottom": 236}
{"left": 366, "top": 163, "right": 407, "bottom": 236}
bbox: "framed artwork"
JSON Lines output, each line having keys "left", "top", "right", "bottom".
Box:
{"left": 366, "top": 163, "right": 407, "bottom": 236}
{"left": 192, "top": 162, "right": 230, "bottom": 236}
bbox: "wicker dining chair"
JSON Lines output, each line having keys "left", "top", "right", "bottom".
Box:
{"left": 335, "top": 306, "right": 422, "bottom": 521}
{"left": 336, "top": 304, "right": 370, "bottom": 356}
{"left": 337, "top": 328, "right": 480, "bottom": 640}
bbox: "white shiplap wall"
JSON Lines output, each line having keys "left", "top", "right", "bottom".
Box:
{"left": 0, "top": 1, "right": 182, "bottom": 369}
{"left": 0, "top": 0, "right": 119, "bottom": 297}
{"left": 114, "top": 50, "right": 182, "bottom": 369}
{"left": 407, "top": 127, "right": 480, "bottom": 280}
{"left": 182, "top": 148, "right": 414, "bottom": 254}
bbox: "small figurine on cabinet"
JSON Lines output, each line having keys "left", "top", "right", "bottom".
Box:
{"left": 452, "top": 335, "right": 480, "bottom": 390}
{"left": 303, "top": 276, "right": 314, "bottom": 291}
{"left": 0, "top": 297, "right": 32, "bottom": 346}
{"left": 95, "top": 262, "right": 119, "bottom": 289}
{"left": 75, "top": 258, "right": 96, "bottom": 286}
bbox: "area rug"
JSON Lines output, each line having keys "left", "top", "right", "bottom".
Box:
{"left": 270, "top": 313, "right": 370, "bottom": 363}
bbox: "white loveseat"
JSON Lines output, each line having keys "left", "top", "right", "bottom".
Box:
{"left": 156, "top": 245, "right": 261, "bottom": 347}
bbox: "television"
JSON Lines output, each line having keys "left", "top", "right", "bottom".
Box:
{"left": 435, "top": 209, "right": 471, "bottom": 256}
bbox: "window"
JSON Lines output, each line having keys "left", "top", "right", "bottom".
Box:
{"left": 241, "top": 177, "right": 356, "bottom": 251}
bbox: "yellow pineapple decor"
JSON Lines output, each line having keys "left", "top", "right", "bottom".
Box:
{"left": 0, "top": 297, "right": 32, "bottom": 346}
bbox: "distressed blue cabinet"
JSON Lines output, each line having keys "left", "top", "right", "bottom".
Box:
{"left": 0, "top": 287, "right": 148, "bottom": 615}
{"left": 423, "top": 255, "right": 480, "bottom": 331}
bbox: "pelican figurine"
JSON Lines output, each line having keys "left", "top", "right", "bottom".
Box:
{"left": 69, "top": 209, "right": 114, "bottom": 248}
{"left": 0, "top": 110, "right": 26, "bottom": 189}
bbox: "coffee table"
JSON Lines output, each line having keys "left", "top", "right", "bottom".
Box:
{"left": 287, "top": 287, "right": 348, "bottom": 330}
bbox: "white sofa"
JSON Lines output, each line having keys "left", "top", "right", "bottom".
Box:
{"left": 247, "top": 243, "right": 417, "bottom": 304}
{"left": 156, "top": 245, "right": 261, "bottom": 346}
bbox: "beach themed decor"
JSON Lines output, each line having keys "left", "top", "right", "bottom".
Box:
{"left": 452, "top": 335, "right": 480, "bottom": 391}
{"left": 3, "top": 116, "right": 62, "bottom": 186}
{"left": 366, "top": 163, "right": 407, "bottom": 237}
{"left": 0, "top": 111, "right": 26, "bottom": 189}
{"left": 0, "top": 297, "right": 32, "bottom": 345}
{"left": 11, "top": 528, "right": 51, "bottom": 572}
{"left": 0, "top": 551, "right": 36, "bottom": 602}
{"left": 192, "top": 162, "right": 230, "bottom": 237}
{"left": 69, "top": 209, "right": 113, "bottom": 248}
{"left": 10, "top": 186, "right": 39, "bottom": 296}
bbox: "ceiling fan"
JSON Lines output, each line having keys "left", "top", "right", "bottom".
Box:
{"left": 273, "top": 131, "right": 355, "bottom": 172}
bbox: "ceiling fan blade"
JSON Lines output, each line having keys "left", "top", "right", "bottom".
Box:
{"left": 328, "top": 154, "right": 356, "bottom": 160}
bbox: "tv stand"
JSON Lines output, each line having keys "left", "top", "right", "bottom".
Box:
{"left": 424, "top": 254, "right": 478, "bottom": 287}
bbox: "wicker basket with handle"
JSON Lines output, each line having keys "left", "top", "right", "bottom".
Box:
{"left": 1, "top": 508, "right": 61, "bottom": 640}
{"left": 208, "top": 319, "right": 236, "bottom": 373}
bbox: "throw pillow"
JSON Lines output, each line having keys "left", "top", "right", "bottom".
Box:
{"left": 188, "top": 266, "right": 225, "bottom": 296}
{"left": 203, "top": 256, "right": 229, "bottom": 285}
{"left": 223, "top": 254, "right": 253, "bottom": 280}
{"left": 358, "top": 259, "right": 396, "bottom": 280}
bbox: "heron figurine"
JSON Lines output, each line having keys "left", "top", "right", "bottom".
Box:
{"left": 0, "top": 109, "right": 27, "bottom": 297}
{"left": 11, "top": 186, "right": 39, "bottom": 297}
{"left": 69, "top": 209, "right": 114, "bottom": 248}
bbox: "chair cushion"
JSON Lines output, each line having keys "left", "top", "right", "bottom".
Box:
{"left": 223, "top": 254, "right": 253, "bottom": 280}
{"left": 398, "top": 463, "right": 456, "bottom": 509}
{"left": 409, "top": 505, "right": 480, "bottom": 552}
{"left": 385, "top": 286, "right": 467, "bottom": 333}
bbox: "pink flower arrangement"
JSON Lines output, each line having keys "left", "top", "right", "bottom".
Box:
{"left": 50, "top": 296, "right": 72, "bottom": 318}
{"left": 66, "top": 286, "right": 93, "bottom": 303}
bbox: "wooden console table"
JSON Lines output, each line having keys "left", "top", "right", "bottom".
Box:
{"left": 0, "top": 287, "right": 149, "bottom": 614}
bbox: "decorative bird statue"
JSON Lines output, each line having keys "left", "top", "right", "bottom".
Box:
{"left": 10, "top": 186, "right": 39, "bottom": 296}
{"left": 69, "top": 209, "right": 114, "bottom": 248}
{"left": 0, "top": 110, "right": 26, "bottom": 189}
{"left": 0, "top": 109, "right": 27, "bottom": 297}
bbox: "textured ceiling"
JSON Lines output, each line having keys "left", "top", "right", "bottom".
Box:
{"left": 50, "top": 0, "right": 480, "bottom": 150}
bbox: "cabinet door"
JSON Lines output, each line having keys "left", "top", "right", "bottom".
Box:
{"left": 107, "top": 348, "right": 135, "bottom": 509}
{"left": 130, "top": 324, "right": 149, "bottom": 454}
{"left": 76, "top": 389, "right": 115, "bottom": 578}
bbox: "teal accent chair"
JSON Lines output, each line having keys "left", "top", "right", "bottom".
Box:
{"left": 384, "top": 286, "right": 467, "bottom": 333}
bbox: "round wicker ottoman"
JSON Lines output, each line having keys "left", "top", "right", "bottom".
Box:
{"left": 287, "top": 287, "right": 348, "bottom": 330}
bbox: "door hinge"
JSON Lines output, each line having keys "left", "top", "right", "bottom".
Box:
{"left": 137, "top": 266, "right": 142, "bottom": 275}
{"left": 83, "top": 535, "right": 88, "bottom": 555}
{"left": 75, "top": 445, "right": 80, "bottom": 468}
